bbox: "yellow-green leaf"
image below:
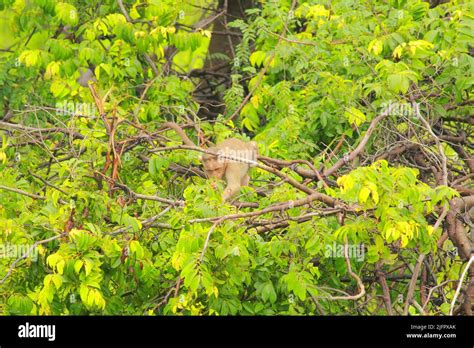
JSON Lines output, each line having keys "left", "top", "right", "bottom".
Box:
{"left": 74, "top": 260, "right": 84, "bottom": 274}
{"left": 359, "top": 186, "right": 371, "bottom": 203}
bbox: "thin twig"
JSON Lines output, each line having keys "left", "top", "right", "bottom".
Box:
{"left": 0, "top": 233, "right": 67, "bottom": 285}
{"left": 190, "top": 192, "right": 340, "bottom": 224}
{"left": 450, "top": 255, "right": 474, "bottom": 315}
{"left": 404, "top": 253, "right": 425, "bottom": 315}
{"left": 412, "top": 101, "right": 448, "bottom": 186}
{"left": 0, "top": 184, "right": 45, "bottom": 200}
{"left": 109, "top": 206, "right": 174, "bottom": 235}
{"left": 199, "top": 218, "right": 224, "bottom": 262}
{"left": 327, "top": 239, "right": 366, "bottom": 301}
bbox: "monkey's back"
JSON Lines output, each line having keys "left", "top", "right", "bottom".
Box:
{"left": 217, "top": 138, "right": 247, "bottom": 148}
{"left": 216, "top": 138, "right": 256, "bottom": 165}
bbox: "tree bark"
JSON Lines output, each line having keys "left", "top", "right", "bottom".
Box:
{"left": 194, "top": 0, "right": 253, "bottom": 118}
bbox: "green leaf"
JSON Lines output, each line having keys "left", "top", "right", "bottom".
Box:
{"left": 51, "top": 274, "right": 63, "bottom": 289}
{"left": 18, "top": 50, "right": 41, "bottom": 67}
{"left": 249, "top": 51, "right": 266, "bottom": 67}
{"left": 50, "top": 80, "right": 69, "bottom": 98}
{"left": 344, "top": 107, "right": 366, "bottom": 127}
{"left": 387, "top": 74, "right": 409, "bottom": 93}
{"left": 56, "top": 260, "right": 65, "bottom": 275}
{"left": 358, "top": 186, "right": 371, "bottom": 203}
{"left": 368, "top": 38, "right": 384, "bottom": 55}
{"left": 84, "top": 259, "right": 93, "bottom": 276}
{"left": 55, "top": 3, "right": 79, "bottom": 26}
{"left": 130, "top": 240, "right": 145, "bottom": 259}
{"left": 47, "top": 253, "right": 62, "bottom": 268}
{"left": 79, "top": 285, "right": 89, "bottom": 304}
{"left": 261, "top": 281, "right": 277, "bottom": 303}
{"left": 74, "top": 260, "right": 84, "bottom": 274}
{"left": 240, "top": 103, "right": 259, "bottom": 131}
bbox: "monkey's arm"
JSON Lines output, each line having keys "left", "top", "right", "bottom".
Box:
{"left": 222, "top": 182, "right": 241, "bottom": 202}
{"left": 222, "top": 163, "right": 248, "bottom": 202}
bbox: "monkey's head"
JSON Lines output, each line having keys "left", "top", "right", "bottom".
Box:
{"left": 201, "top": 148, "right": 227, "bottom": 180}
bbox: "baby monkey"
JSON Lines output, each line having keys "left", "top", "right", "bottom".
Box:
{"left": 162, "top": 123, "right": 258, "bottom": 202}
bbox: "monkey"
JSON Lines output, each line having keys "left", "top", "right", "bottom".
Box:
{"left": 201, "top": 138, "right": 258, "bottom": 202}
{"left": 161, "top": 122, "right": 258, "bottom": 202}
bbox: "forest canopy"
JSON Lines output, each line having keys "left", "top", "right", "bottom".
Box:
{"left": 0, "top": 0, "right": 473, "bottom": 316}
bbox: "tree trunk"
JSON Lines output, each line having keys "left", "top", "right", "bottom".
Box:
{"left": 193, "top": 0, "right": 253, "bottom": 118}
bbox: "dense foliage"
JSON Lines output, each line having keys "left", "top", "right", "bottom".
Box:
{"left": 0, "top": 0, "right": 472, "bottom": 316}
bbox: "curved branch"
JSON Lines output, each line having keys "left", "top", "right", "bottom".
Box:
{"left": 324, "top": 105, "right": 395, "bottom": 177}
{"left": 327, "top": 240, "right": 366, "bottom": 301}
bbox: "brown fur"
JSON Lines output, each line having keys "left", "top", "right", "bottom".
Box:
{"left": 163, "top": 123, "right": 258, "bottom": 202}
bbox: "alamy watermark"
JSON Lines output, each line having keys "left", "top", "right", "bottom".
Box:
{"left": 18, "top": 322, "right": 55, "bottom": 341}
{"left": 0, "top": 244, "right": 38, "bottom": 262}
{"left": 380, "top": 100, "right": 419, "bottom": 119}
{"left": 215, "top": 148, "right": 258, "bottom": 166}
{"left": 55, "top": 101, "right": 96, "bottom": 117}
{"left": 325, "top": 242, "right": 365, "bottom": 262}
